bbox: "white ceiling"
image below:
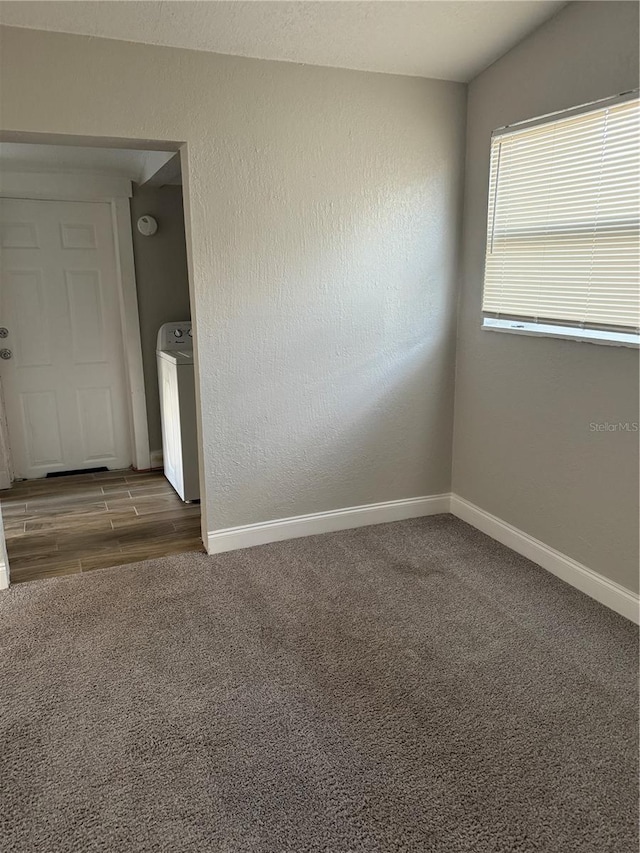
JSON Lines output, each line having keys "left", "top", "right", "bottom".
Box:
{"left": 0, "top": 143, "right": 177, "bottom": 184}
{"left": 0, "top": 1, "right": 566, "bottom": 83}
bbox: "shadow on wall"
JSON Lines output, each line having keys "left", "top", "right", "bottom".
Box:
{"left": 130, "top": 184, "right": 191, "bottom": 462}
{"left": 204, "top": 167, "right": 460, "bottom": 526}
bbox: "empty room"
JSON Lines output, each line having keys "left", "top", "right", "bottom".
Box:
{"left": 0, "top": 2, "right": 637, "bottom": 852}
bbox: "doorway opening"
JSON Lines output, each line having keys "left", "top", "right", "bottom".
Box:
{"left": 0, "top": 137, "right": 205, "bottom": 584}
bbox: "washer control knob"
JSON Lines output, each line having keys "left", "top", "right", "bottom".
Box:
{"left": 173, "top": 329, "right": 183, "bottom": 338}
{"left": 0, "top": 348, "right": 12, "bottom": 360}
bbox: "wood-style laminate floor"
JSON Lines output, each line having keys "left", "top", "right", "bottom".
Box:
{"left": 0, "top": 469, "right": 203, "bottom": 584}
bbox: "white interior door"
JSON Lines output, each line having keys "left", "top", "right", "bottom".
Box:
{"left": 0, "top": 198, "right": 132, "bottom": 479}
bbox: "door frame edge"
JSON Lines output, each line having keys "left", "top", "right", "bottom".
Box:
{"left": 0, "top": 379, "right": 13, "bottom": 490}
{"left": 110, "top": 197, "right": 151, "bottom": 471}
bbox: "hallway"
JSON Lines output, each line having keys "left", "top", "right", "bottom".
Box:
{"left": 0, "top": 469, "right": 203, "bottom": 583}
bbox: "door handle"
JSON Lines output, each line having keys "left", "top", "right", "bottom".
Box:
{"left": 0, "top": 349, "right": 12, "bottom": 360}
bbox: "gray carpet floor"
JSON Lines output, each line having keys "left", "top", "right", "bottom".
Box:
{"left": 0, "top": 514, "right": 637, "bottom": 853}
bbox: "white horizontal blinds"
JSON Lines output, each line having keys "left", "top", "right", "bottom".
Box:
{"left": 483, "top": 96, "right": 640, "bottom": 331}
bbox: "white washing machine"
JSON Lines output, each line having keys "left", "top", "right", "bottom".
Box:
{"left": 156, "top": 322, "right": 200, "bottom": 502}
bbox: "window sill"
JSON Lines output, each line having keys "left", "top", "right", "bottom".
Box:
{"left": 482, "top": 318, "right": 639, "bottom": 348}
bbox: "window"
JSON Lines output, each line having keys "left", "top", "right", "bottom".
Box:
{"left": 482, "top": 92, "right": 640, "bottom": 346}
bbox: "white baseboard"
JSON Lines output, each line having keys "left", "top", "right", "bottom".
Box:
{"left": 0, "top": 508, "right": 9, "bottom": 590}
{"left": 206, "top": 489, "right": 638, "bottom": 625}
{"left": 207, "top": 493, "right": 450, "bottom": 555}
{"left": 450, "top": 494, "right": 639, "bottom": 624}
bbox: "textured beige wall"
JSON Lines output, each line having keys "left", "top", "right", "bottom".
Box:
{"left": 453, "top": 1, "right": 640, "bottom": 591}
{"left": 0, "top": 26, "right": 466, "bottom": 532}
{"left": 130, "top": 184, "right": 191, "bottom": 456}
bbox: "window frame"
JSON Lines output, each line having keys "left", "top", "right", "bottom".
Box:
{"left": 481, "top": 90, "right": 640, "bottom": 349}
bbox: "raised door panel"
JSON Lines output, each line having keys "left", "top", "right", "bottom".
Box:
{"left": 65, "top": 270, "right": 107, "bottom": 365}
{"left": 20, "top": 391, "right": 64, "bottom": 469}
{"left": 76, "top": 387, "right": 117, "bottom": 462}
{"left": 60, "top": 222, "right": 97, "bottom": 250}
{"left": 1, "top": 270, "right": 52, "bottom": 368}
{"left": 1, "top": 221, "right": 39, "bottom": 249}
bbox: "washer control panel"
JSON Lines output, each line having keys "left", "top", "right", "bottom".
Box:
{"left": 157, "top": 321, "right": 193, "bottom": 351}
